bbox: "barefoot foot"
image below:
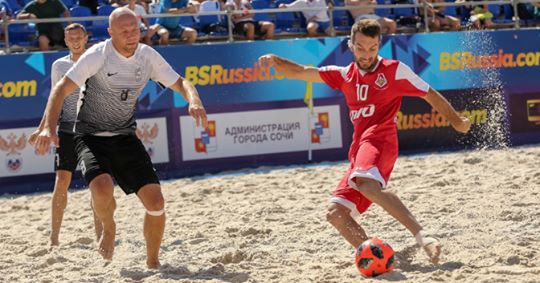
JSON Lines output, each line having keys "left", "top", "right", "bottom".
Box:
{"left": 147, "top": 259, "right": 161, "bottom": 269}
{"left": 98, "top": 223, "right": 116, "bottom": 260}
{"left": 423, "top": 238, "right": 441, "bottom": 264}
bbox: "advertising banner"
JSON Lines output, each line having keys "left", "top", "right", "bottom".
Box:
{"left": 135, "top": 117, "right": 170, "bottom": 164}
{"left": 180, "top": 105, "right": 342, "bottom": 161}
{"left": 0, "top": 127, "right": 54, "bottom": 177}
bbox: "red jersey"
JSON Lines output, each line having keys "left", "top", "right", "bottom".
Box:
{"left": 319, "top": 57, "right": 429, "bottom": 161}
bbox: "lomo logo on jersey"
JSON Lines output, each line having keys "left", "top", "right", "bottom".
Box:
{"left": 375, "top": 73, "right": 387, "bottom": 88}
{"left": 350, "top": 104, "right": 375, "bottom": 121}
{"left": 136, "top": 122, "right": 159, "bottom": 158}
{"left": 194, "top": 121, "right": 217, "bottom": 153}
{"left": 311, "top": 112, "right": 331, "bottom": 144}
{"left": 0, "top": 133, "right": 27, "bottom": 172}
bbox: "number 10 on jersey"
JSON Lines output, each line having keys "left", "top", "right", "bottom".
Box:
{"left": 356, "top": 84, "right": 369, "bottom": 102}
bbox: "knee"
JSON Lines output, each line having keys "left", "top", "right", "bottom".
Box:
{"left": 142, "top": 190, "right": 165, "bottom": 211}
{"left": 90, "top": 175, "right": 114, "bottom": 199}
{"left": 326, "top": 204, "right": 351, "bottom": 225}
{"left": 355, "top": 179, "right": 383, "bottom": 203}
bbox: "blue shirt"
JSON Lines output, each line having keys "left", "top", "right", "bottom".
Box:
{"left": 157, "top": 0, "right": 189, "bottom": 29}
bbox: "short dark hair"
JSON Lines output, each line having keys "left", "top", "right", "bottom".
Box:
{"left": 64, "top": 23, "right": 87, "bottom": 34}
{"left": 351, "top": 19, "right": 381, "bottom": 39}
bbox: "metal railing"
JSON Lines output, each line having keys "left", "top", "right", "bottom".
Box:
{"left": 1, "top": 0, "right": 539, "bottom": 53}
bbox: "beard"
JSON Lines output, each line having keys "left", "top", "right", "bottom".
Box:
{"left": 355, "top": 57, "right": 378, "bottom": 72}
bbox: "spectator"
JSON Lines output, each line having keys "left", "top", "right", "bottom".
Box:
{"left": 345, "top": 0, "right": 396, "bottom": 34}
{"left": 230, "top": 0, "right": 274, "bottom": 40}
{"left": 468, "top": 0, "right": 493, "bottom": 29}
{"left": 126, "top": 0, "right": 160, "bottom": 45}
{"left": 156, "top": 0, "right": 198, "bottom": 44}
{"left": 533, "top": 2, "right": 540, "bottom": 19}
{"left": 110, "top": 0, "right": 128, "bottom": 7}
{"left": 279, "top": 0, "right": 332, "bottom": 37}
{"left": 78, "top": 0, "right": 99, "bottom": 14}
{"left": 17, "top": 0, "right": 71, "bottom": 51}
{"left": 0, "top": 0, "right": 13, "bottom": 41}
{"left": 421, "top": 0, "right": 460, "bottom": 31}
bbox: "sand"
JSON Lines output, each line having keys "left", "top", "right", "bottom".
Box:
{"left": 1, "top": 145, "right": 539, "bottom": 283}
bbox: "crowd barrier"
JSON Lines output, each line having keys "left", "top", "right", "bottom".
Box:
{"left": 0, "top": 28, "right": 539, "bottom": 193}
{"left": 2, "top": 0, "right": 540, "bottom": 52}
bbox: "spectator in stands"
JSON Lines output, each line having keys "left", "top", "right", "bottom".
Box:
{"left": 468, "top": 0, "right": 493, "bottom": 29}
{"left": 533, "top": 2, "right": 540, "bottom": 19}
{"left": 110, "top": 0, "right": 128, "bottom": 7}
{"left": 345, "top": 0, "right": 396, "bottom": 34}
{"left": 156, "top": 0, "right": 198, "bottom": 44}
{"left": 279, "top": 0, "right": 332, "bottom": 37}
{"left": 148, "top": 0, "right": 162, "bottom": 13}
{"left": 17, "top": 0, "right": 71, "bottom": 51}
{"left": 78, "top": 0, "right": 99, "bottom": 14}
{"left": 0, "top": 0, "right": 13, "bottom": 41}
{"left": 422, "top": 0, "right": 460, "bottom": 31}
{"left": 230, "top": 0, "right": 274, "bottom": 40}
{"left": 126, "top": 0, "right": 160, "bottom": 45}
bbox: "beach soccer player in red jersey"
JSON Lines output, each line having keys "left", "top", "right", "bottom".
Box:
{"left": 258, "top": 19, "right": 471, "bottom": 264}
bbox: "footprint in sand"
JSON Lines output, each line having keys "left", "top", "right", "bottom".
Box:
{"left": 211, "top": 251, "right": 248, "bottom": 264}
{"left": 28, "top": 248, "right": 49, "bottom": 257}
{"left": 74, "top": 236, "right": 94, "bottom": 245}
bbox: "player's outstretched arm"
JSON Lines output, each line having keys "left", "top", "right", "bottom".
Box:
{"left": 33, "top": 77, "right": 79, "bottom": 155}
{"left": 423, "top": 87, "right": 471, "bottom": 134}
{"left": 258, "top": 54, "right": 324, "bottom": 83}
{"left": 170, "top": 76, "right": 208, "bottom": 128}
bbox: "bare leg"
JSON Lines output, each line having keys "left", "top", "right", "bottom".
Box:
{"left": 50, "top": 170, "right": 72, "bottom": 246}
{"left": 38, "top": 35, "right": 50, "bottom": 51}
{"left": 90, "top": 198, "right": 103, "bottom": 243}
{"left": 89, "top": 174, "right": 116, "bottom": 260}
{"left": 356, "top": 177, "right": 441, "bottom": 263}
{"left": 326, "top": 203, "right": 368, "bottom": 248}
{"left": 137, "top": 184, "right": 165, "bottom": 269}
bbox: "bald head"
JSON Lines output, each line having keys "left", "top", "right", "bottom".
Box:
{"left": 107, "top": 7, "right": 141, "bottom": 57}
{"left": 109, "top": 7, "right": 137, "bottom": 27}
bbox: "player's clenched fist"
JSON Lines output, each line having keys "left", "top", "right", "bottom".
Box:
{"left": 258, "top": 54, "right": 276, "bottom": 68}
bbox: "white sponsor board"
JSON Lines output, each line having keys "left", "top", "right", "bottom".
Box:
{"left": 180, "top": 105, "right": 342, "bottom": 161}
{"left": 0, "top": 127, "right": 55, "bottom": 177}
{"left": 135, "top": 117, "right": 169, "bottom": 164}
{"left": 0, "top": 117, "right": 169, "bottom": 178}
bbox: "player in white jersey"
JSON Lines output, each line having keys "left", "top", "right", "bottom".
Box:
{"left": 32, "top": 8, "right": 207, "bottom": 268}
{"left": 30, "top": 23, "right": 103, "bottom": 247}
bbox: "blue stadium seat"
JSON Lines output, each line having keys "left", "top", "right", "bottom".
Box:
{"left": 70, "top": 5, "right": 92, "bottom": 26}
{"left": 333, "top": 9, "right": 351, "bottom": 31}
{"left": 7, "top": 23, "right": 36, "bottom": 47}
{"left": 252, "top": 0, "right": 271, "bottom": 22}
{"left": 375, "top": 0, "right": 392, "bottom": 18}
{"left": 5, "top": 0, "right": 20, "bottom": 12}
{"left": 91, "top": 5, "right": 115, "bottom": 41}
{"left": 392, "top": 0, "right": 415, "bottom": 19}
{"left": 274, "top": 0, "right": 304, "bottom": 33}
{"left": 62, "top": 0, "right": 75, "bottom": 8}
{"left": 198, "top": 0, "right": 227, "bottom": 35}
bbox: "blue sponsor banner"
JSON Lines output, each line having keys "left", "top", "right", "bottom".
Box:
{"left": 2, "top": 30, "right": 539, "bottom": 122}
{"left": 1, "top": 29, "right": 539, "bottom": 193}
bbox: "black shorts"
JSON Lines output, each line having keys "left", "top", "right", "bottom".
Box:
{"left": 38, "top": 26, "right": 66, "bottom": 47}
{"left": 55, "top": 131, "right": 78, "bottom": 173}
{"left": 233, "top": 21, "right": 263, "bottom": 36}
{"left": 74, "top": 134, "right": 159, "bottom": 195}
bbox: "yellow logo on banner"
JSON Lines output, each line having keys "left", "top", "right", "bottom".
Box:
{"left": 0, "top": 80, "right": 37, "bottom": 98}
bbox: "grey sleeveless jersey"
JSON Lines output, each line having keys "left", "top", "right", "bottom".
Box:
{"left": 51, "top": 55, "right": 79, "bottom": 133}
{"left": 66, "top": 39, "right": 180, "bottom": 135}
